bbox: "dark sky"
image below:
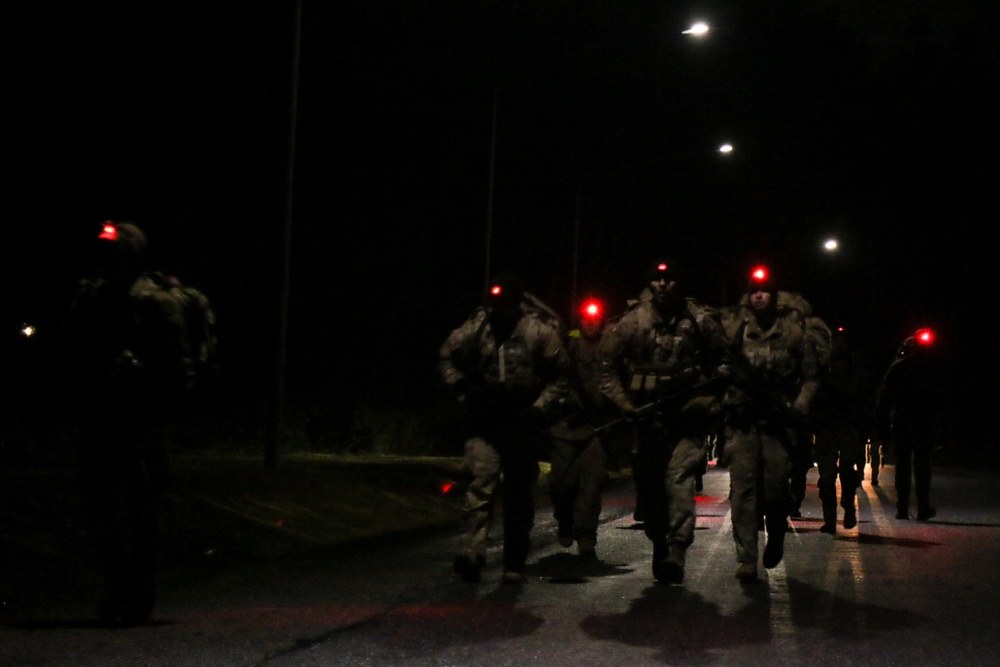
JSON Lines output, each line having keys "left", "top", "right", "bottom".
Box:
{"left": 4, "top": 1, "right": 998, "bottom": 428}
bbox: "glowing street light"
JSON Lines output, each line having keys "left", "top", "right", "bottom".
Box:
{"left": 823, "top": 238, "right": 839, "bottom": 252}
{"left": 683, "top": 21, "right": 710, "bottom": 37}
{"left": 718, "top": 143, "right": 733, "bottom": 154}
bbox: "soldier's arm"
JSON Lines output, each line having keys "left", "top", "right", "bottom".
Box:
{"left": 596, "top": 320, "right": 636, "bottom": 413}
{"left": 793, "top": 316, "right": 831, "bottom": 414}
{"left": 438, "top": 310, "right": 485, "bottom": 389}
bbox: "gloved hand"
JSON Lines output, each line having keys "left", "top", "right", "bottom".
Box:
{"left": 453, "top": 376, "right": 471, "bottom": 398}
{"left": 615, "top": 398, "right": 637, "bottom": 416}
{"left": 519, "top": 405, "right": 550, "bottom": 428}
{"left": 564, "top": 411, "right": 589, "bottom": 429}
{"left": 783, "top": 405, "right": 806, "bottom": 426}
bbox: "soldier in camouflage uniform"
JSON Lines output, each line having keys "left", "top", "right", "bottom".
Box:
{"left": 439, "top": 273, "right": 569, "bottom": 584}
{"left": 599, "top": 260, "right": 728, "bottom": 584}
{"left": 720, "top": 265, "right": 830, "bottom": 580}
{"left": 546, "top": 298, "right": 613, "bottom": 558}
{"left": 62, "top": 221, "right": 189, "bottom": 625}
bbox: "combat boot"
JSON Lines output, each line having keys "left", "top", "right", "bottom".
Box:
{"left": 557, "top": 522, "right": 574, "bottom": 548}
{"left": 843, "top": 506, "right": 857, "bottom": 529}
{"left": 653, "top": 543, "right": 686, "bottom": 585}
{"left": 917, "top": 506, "right": 936, "bottom": 521}
{"left": 452, "top": 551, "right": 485, "bottom": 583}
{"left": 501, "top": 570, "right": 525, "bottom": 585}
{"left": 819, "top": 523, "right": 836, "bottom": 535}
{"left": 577, "top": 535, "right": 597, "bottom": 558}
{"left": 735, "top": 562, "right": 758, "bottom": 580}
{"left": 763, "top": 531, "right": 785, "bottom": 569}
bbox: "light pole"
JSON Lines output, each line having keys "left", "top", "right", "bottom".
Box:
{"left": 264, "top": 0, "right": 303, "bottom": 469}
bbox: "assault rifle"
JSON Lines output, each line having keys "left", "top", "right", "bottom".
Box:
{"left": 595, "top": 372, "right": 725, "bottom": 435}
{"left": 720, "top": 352, "right": 804, "bottom": 426}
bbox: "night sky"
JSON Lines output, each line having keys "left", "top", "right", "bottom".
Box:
{"left": 4, "top": 1, "right": 998, "bottom": 441}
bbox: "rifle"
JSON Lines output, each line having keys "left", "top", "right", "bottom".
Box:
{"left": 595, "top": 373, "right": 725, "bottom": 435}
{"left": 721, "top": 352, "right": 803, "bottom": 426}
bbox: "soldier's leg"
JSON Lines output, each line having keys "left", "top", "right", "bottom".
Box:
{"left": 788, "top": 431, "right": 812, "bottom": 518}
{"left": 913, "top": 439, "right": 934, "bottom": 519}
{"left": 548, "top": 437, "right": 577, "bottom": 546}
{"left": 760, "top": 429, "right": 793, "bottom": 569}
{"left": 665, "top": 435, "right": 704, "bottom": 547}
{"left": 814, "top": 430, "right": 839, "bottom": 532}
{"left": 634, "top": 424, "right": 670, "bottom": 540}
{"left": 868, "top": 440, "right": 882, "bottom": 485}
{"left": 837, "top": 429, "right": 860, "bottom": 529}
{"left": 121, "top": 440, "right": 168, "bottom": 625}
{"left": 454, "top": 437, "right": 501, "bottom": 581}
{"left": 894, "top": 436, "right": 913, "bottom": 518}
{"left": 78, "top": 424, "right": 133, "bottom": 624}
{"left": 572, "top": 437, "right": 607, "bottom": 555}
{"left": 724, "top": 427, "right": 760, "bottom": 574}
{"left": 500, "top": 444, "right": 540, "bottom": 577}
{"left": 655, "top": 434, "right": 705, "bottom": 583}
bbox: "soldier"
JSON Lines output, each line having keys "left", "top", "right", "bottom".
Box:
{"left": 809, "top": 326, "right": 877, "bottom": 534}
{"left": 720, "top": 264, "right": 830, "bottom": 581}
{"left": 874, "top": 328, "right": 949, "bottom": 520}
{"left": 599, "top": 260, "right": 727, "bottom": 584}
{"left": 546, "top": 297, "right": 613, "bottom": 558}
{"left": 439, "top": 273, "right": 569, "bottom": 584}
{"left": 61, "top": 221, "right": 189, "bottom": 625}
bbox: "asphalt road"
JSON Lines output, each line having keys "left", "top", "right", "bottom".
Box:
{"left": 4, "top": 462, "right": 1000, "bottom": 667}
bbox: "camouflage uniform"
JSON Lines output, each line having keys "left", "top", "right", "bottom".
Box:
{"left": 599, "top": 289, "right": 727, "bottom": 583}
{"left": 721, "top": 291, "right": 829, "bottom": 576}
{"left": 440, "top": 293, "right": 568, "bottom": 580}
{"left": 62, "top": 222, "right": 189, "bottom": 625}
{"left": 545, "top": 329, "right": 611, "bottom": 556}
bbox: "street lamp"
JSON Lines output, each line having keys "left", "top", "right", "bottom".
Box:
{"left": 719, "top": 143, "right": 734, "bottom": 154}
{"left": 683, "top": 21, "right": 710, "bottom": 37}
{"left": 823, "top": 238, "right": 839, "bottom": 252}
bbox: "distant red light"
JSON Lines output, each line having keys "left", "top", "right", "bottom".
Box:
{"left": 657, "top": 263, "right": 668, "bottom": 272}
{"left": 915, "top": 328, "right": 935, "bottom": 346}
{"left": 98, "top": 224, "right": 118, "bottom": 241}
{"left": 440, "top": 482, "right": 454, "bottom": 494}
{"left": 490, "top": 285, "right": 502, "bottom": 296}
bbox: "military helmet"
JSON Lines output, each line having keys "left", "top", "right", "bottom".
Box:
{"left": 486, "top": 272, "right": 525, "bottom": 314}
{"left": 92, "top": 220, "right": 147, "bottom": 282}
{"left": 896, "top": 327, "right": 935, "bottom": 359}
{"left": 98, "top": 221, "right": 147, "bottom": 256}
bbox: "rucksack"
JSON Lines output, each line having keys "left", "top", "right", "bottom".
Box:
{"left": 145, "top": 271, "right": 219, "bottom": 392}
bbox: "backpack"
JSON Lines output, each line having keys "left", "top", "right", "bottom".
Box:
{"left": 146, "top": 271, "right": 219, "bottom": 392}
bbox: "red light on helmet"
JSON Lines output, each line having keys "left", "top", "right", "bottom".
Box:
{"left": 914, "top": 328, "right": 934, "bottom": 346}
{"left": 581, "top": 298, "right": 603, "bottom": 320}
{"left": 98, "top": 223, "right": 118, "bottom": 241}
{"left": 750, "top": 265, "right": 769, "bottom": 283}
